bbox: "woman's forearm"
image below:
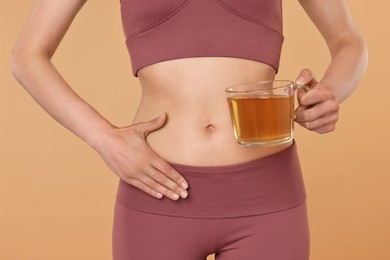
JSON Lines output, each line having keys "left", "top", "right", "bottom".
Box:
{"left": 11, "top": 0, "right": 112, "bottom": 150}
{"left": 11, "top": 50, "right": 114, "bottom": 150}
{"left": 320, "top": 34, "right": 368, "bottom": 103}
{"left": 298, "top": 0, "right": 368, "bottom": 104}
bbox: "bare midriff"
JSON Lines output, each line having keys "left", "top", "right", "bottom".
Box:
{"left": 134, "top": 57, "right": 292, "bottom": 166}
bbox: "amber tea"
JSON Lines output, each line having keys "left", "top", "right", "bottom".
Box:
{"left": 228, "top": 94, "right": 294, "bottom": 145}
{"left": 226, "top": 80, "right": 305, "bottom": 146}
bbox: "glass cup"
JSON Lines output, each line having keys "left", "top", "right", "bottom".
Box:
{"left": 225, "top": 80, "right": 310, "bottom": 146}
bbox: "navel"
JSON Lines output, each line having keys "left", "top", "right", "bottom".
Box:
{"left": 205, "top": 124, "right": 216, "bottom": 135}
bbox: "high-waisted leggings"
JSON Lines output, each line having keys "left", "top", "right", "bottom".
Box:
{"left": 112, "top": 142, "right": 310, "bottom": 260}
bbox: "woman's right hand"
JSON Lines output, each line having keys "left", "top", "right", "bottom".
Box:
{"left": 97, "top": 113, "right": 189, "bottom": 201}
{"left": 10, "top": 0, "right": 187, "bottom": 201}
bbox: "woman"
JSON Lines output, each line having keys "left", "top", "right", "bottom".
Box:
{"left": 12, "top": 0, "right": 367, "bottom": 259}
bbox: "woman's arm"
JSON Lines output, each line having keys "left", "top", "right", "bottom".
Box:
{"left": 11, "top": 0, "right": 188, "bottom": 200}
{"left": 294, "top": 0, "right": 368, "bottom": 133}
{"left": 11, "top": 0, "right": 105, "bottom": 144}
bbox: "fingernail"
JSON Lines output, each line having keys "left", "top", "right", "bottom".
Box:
{"left": 181, "top": 182, "right": 188, "bottom": 189}
{"left": 172, "top": 193, "right": 179, "bottom": 200}
{"left": 295, "top": 77, "right": 305, "bottom": 85}
{"left": 156, "top": 193, "right": 163, "bottom": 199}
{"left": 180, "top": 190, "right": 188, "bottom": 199}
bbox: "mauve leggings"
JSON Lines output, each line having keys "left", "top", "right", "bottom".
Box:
{"left": 113, "top": 201, "right": 309, "bottom": 260}
{"left": 112, "top": 142, "right": 310, "bottom": 259}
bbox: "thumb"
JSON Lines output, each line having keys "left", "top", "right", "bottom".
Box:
{"left": 295, "top": 68, "right": 317, "bottom": 88}
{"left": 137, "top": 112, "right": 167, "bottom": 138}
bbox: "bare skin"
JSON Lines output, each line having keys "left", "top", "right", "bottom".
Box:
{"left": 11, "top": 0, "right": 368, "bottom": 201}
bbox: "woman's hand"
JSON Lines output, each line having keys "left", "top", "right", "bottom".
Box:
{"left": 294, "top": 69, "right": 340, "bottom": 134}
{"left": 97, "top": 113, "right": 189, "bottom": 201}
{"left": 10, "top": 0, "right": 189, "bottom": 201}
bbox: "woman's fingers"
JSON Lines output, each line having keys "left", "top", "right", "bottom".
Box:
{"left": 127, "top": 178, "right": 164, "bottom": 199}
{"left": 151, "top": 173, "right": 186, "bottom": 200}
{"left": 298, "top": 85, "right": 336, "bottom": 107}
{"left": 121, "top": 150, "right": 189, "bottom": 200}
{"left": 294, "top": 68, "right": 340, "bottom": 134}
{"left": 296, "top": 106, "right": 339, "bottom": 131}
{"left": 98, "top": 114, "right": 189, "bottom": 201}
{"left": 129, "top": 114, "right": 189, "bottom": 199}
{"left": 123, "top": 163, "right": 188, "bottom": 201}
{"left": 146, "top": 161, "right": 189, "bottom": 200}
{"left": 295, "top": 88, "right": 340, "bottom": 134}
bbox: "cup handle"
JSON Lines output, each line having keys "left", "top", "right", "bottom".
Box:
{"left": 294, "top": 80, "right": 316, "bottom": 112}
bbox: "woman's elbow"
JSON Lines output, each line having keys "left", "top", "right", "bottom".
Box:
{"left": 10, "top": 46, "right": 46, "bottom": 84}
{"left": 11, "top": 48, "right": 26, "bottom": 81}
{"left": 349, "top": 34, "right": 369, "bottom": 76}
{"left": 359, "top": 37, "right": 369, "bottom": 72}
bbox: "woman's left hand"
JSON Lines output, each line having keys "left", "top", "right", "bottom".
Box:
{"left": 294, "top": 69, "right": 340, "bottom": 134}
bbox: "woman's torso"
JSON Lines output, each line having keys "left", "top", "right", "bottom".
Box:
{"left": 133, "top": 57, "right": 292, "bottom": 166}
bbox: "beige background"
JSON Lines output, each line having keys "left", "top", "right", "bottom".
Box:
{"left": 1, "top": 1, "right": 389, "bottom": 259}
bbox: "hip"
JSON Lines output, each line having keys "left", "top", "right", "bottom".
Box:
{"left": 116, "top": 141, "right": 306, "bottom": 218}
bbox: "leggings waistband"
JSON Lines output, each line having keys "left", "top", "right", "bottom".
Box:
{"left": 116, "top": 142, "right": 306, "bottom": 218}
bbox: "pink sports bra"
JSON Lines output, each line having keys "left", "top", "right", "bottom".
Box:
{"left": 120, "top": 0, "right": 284, "bottom": 76}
